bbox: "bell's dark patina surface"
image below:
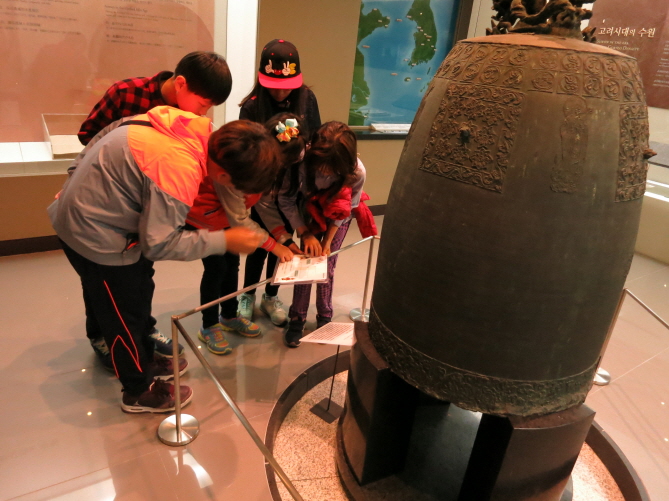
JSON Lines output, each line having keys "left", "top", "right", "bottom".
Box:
{"left": 337, "top": 3, "right": 653, "bottom": 500}
{"left": 368, "top": 32, "right": 653, "bottom": 417}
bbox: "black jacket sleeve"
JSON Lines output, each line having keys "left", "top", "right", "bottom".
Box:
{"left": 305, "top": 89, "right": 321, "bottom": 134}
{"left": 239, "top": 99, "right": 257, "bottom": 121}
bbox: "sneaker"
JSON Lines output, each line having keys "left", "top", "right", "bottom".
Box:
{"left": 219, "top": 315, "right": 262, "bottom": 337}
{"left": 121, "top": 380, "right": 193, "bottom": 414}
{"left": 90, "top": 337, "right": 114, "bottom": 372}
{"left": 260, "top": 293, "right": 288, "bottom": 326}
{"left": 284, "top": 319, "right": 305, "bottom": 348}
{"left": 150, "top": 354, "right": 188, "bottom": 380}
{"left": 316, "top": 315, "right": 332, "bottom": 329}
{"left": 198, "top": 324, "right": 232, "bottom": 355}
{"left": 150, "top": 328, "right": 185, "bottom": 358}
{"left": 237, "top": 293, "right": 255, "bottom": 321}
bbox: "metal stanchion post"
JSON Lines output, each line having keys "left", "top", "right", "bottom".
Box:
{"left": 325, "top": 345, "right": 341, "bottom": 412}
{"left": 350, "top": 236, "right": 377, "bottom": 322}
{"left": 173, "top": 318, "right": 181, "bottom": 431}
{"left": 310, "top": 344, "right": 343, "bottom": 423}
{"left": 595, "top": 288, "right": 669, "bottom": 386}
{"left": 158, "top": 317, "right": 200, "bottom": 446}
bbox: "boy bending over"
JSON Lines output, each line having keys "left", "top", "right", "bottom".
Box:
{"left": 50, "top": 107, "right": 281, "bottom": 413}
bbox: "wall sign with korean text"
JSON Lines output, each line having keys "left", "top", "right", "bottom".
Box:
{"left": 589, "top": 0, "right": 669, "bottom": 109}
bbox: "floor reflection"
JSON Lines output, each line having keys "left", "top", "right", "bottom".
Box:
{"left": 1, "top": 218, "right": 668, "bottom": 500}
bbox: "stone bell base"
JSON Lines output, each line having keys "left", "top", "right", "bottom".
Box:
{"left": 335, "top": 403, "right": 575, "bottom": 501}
{"left": 339, "top": 321, "right": 597, "bottom": 501}
{"left": 264, "top": 336, "right": 648, "bottom": 501}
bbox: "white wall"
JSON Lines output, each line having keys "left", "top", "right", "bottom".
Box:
{"left": 213, "top": 0, "right": 229, "bottom": 128}
{"left": 649, "top": 107, "right": 669, "bottom": 144}
{"left": 223, "top": 0, "right": 259, "bottom": 125}
{"left": 467, "top": 0, "right": 492, "bottom": 38}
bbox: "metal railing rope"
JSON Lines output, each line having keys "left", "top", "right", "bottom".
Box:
{"left": 595, "top": 287, "right": 669, "bottom": 386}
{"left": 157, "top": 235, "right": 380, "bottom": 501}
{"left": 156, "top": 233, "right": 669, "bottom": 497}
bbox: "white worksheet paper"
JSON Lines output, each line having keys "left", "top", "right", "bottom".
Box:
{"left": 272, "top": 255, "right": 328, "bottom": 285}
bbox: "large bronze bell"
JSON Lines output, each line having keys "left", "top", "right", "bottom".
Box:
{"left": 337, "top": 2, "right": 654, "bottom": 500}
{"left": 369, "top": 31, "right": 653, "bottom": 418}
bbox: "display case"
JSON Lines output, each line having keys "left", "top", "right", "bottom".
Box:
{"left": 41, "top": 114, "right": 87, "bottom": 160}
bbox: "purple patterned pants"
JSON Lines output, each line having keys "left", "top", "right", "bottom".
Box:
{"left": 289, "top": 220, "right": 351, "bottom": 321}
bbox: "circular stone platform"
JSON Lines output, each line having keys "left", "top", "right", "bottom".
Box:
{"left": 268, "top": 371, "right": 629, "bottom": 501}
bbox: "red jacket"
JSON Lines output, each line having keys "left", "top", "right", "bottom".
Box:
{"left": 306, "top": 187, "right": 378, "bottom": 238}
{"left": 187, "top": 179, "right": 290, "bottom": 252}
{"left": 187, "top": 177, "right": 262, "bottom": 231}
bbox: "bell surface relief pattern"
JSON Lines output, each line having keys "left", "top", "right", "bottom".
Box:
{"left": 419, "top": 41, "right": 649, "bottom": 200}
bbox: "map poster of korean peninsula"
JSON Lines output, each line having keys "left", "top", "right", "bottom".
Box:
{"left": 589, "top": 0, "right": 669, "bottom": 109}
{"left": 349, "top": 0, "right": 460, "bottom": 126}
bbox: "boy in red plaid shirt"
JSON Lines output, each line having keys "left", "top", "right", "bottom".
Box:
{"left": 77, "top": 51, "right": 232, "bottom": 368}
{"left": 78, "top": 51, "right": 231, "bottom": 145}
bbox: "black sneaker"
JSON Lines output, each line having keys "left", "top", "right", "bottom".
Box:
{"left": 284, "top": 319, "right": 305, "bottom": 348}
{"left": 150, "top": 328, "right": 185, "bottom": 358}
{"left": 121, "top": 380, "right": 193, "bottom": 413}
{"left": 150, "top": 354, "right": 188, "bottom": 381}
{"left": 90, "top": 337, "right": 114, "bottom": 372}
{"left": 316, "top": 315, "right": 332, "bottom": 329}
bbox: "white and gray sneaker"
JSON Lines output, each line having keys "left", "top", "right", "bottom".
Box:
{"left": 237, "top": 292, "right": 255, "bottom": 321}
{"left": 260, "top": 293, "right": 288, "bottom": 326}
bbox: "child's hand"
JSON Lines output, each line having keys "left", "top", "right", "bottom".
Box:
{"left": 288, "top": 243, "right": 303, "bottom": 255}
{"left": 320, "top": 224, "right": 337, "bottom": 256}
{"left": 271, "top": 243, "right": 294, "bottom": 263}
{"left": 301, "top": 233, "right": 322, "bottom": 257}
{"left": 224, "top": 227, "right": 264, "bottom": 254}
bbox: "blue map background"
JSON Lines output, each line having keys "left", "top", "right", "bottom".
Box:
{"left": 349, "top": 0, "right": 460, "bottom": 125}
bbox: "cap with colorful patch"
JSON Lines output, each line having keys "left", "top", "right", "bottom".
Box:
{"left": 258, "top": 39, "right": 303, "bottom": 90}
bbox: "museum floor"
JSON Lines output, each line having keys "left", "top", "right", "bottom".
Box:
{"left": 1, "top": 216, "right": 668, "bottom": 501}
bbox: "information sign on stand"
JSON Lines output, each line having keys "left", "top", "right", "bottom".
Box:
{"left": 300, "top": 322, "right": 355, "bottom": 347}
{"left": 301, "top": 323, "right": 355, "bottom": 423}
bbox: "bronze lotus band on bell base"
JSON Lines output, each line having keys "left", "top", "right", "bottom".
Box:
{"left": 368, "top": 307, "right": 599, "bottom": 417}
{"left": 337, "top": 1, "right": 654, "bottom": 500}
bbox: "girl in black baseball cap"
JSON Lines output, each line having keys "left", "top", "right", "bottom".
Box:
{"left": 238, "top": 39, "right": 321, "bottom": 327}
{"left": 239, "top": 39, "right": 320, "bottom": 134}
